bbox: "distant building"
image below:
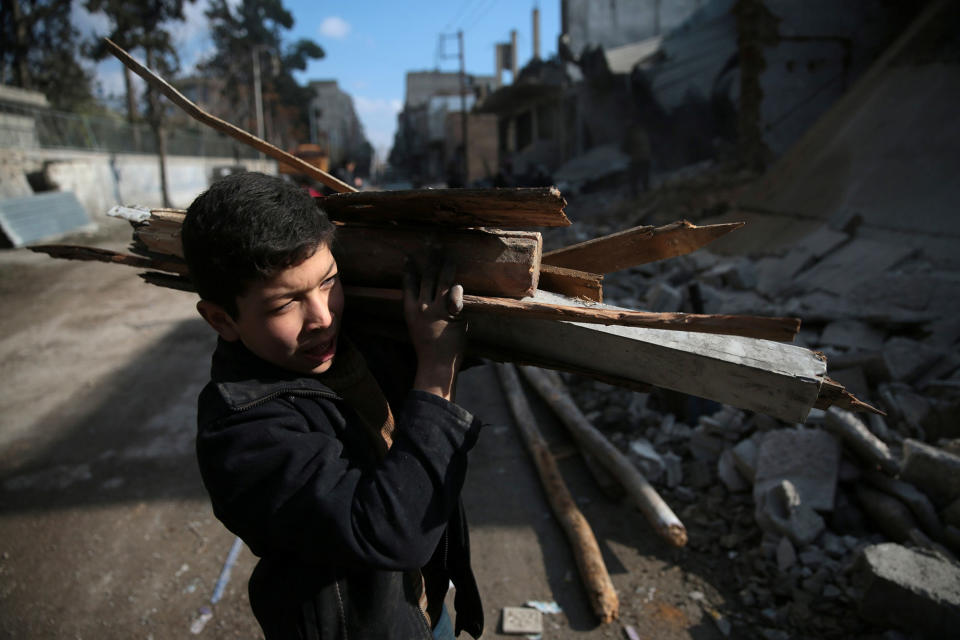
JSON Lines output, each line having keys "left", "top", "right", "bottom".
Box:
{"left": 390, "top": 71, "right": 496, "bottom": 185}
{"left": 308, "top": 80, "right": 371, "bottom": 173}
{"left": 561, "top": 0, "right": 704, "bottom": 56}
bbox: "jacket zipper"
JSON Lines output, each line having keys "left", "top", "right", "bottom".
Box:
{"left": 230, "top": 387, "right": 340, "bottom": 412}
{"left": 333, "top": 578, "right": 349, "bottom": 640}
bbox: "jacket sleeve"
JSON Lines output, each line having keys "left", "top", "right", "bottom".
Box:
{"left": 196, "top": 386, "right": 482, "bottom": 571}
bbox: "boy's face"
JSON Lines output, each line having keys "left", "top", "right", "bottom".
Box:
{"left": 199, "top": 243, "right": 344, "bottom": 376}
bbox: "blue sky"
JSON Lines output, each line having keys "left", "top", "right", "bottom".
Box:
{"left": 79, "top": 0, "right": 561, "bottom": 161}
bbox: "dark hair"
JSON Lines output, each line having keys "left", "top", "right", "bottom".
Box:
{"left": 181, "top": 172, "right": 335, "bottom": 317}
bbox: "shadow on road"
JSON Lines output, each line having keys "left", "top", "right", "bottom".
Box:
{"left": 0, "top": 317, "right": 214, "bottom": 513}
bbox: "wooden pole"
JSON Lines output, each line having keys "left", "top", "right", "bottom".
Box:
{"left": 519, "top": 366, "right": 687, "bottom": 547}
{"left": 495, "top": 363, "right": 619, "bottom": 623}
{"left": 103, "top": 38, "right": 356, "bottom": 194}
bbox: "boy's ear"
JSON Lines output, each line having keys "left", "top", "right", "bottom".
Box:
{"left": 197, "top": 300, "right": 241, "bottom": 341}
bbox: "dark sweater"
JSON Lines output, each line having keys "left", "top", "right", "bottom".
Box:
{"left": 195, "top": 335, "right": 484, "bottom": 639}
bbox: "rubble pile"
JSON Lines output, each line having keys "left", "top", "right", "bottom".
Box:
{"left": 551, "top": 193, "right": 960, "bottom": 638}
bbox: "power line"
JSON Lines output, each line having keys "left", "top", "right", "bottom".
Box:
{"left": 461, "top": 0, "right": 501, "bottom": 33}
{"left": 443, "top": 0, "right": 483, "bottom": 32}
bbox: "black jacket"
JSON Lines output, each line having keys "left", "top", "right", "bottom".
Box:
{"left": 196, "top": 335, "right": 484, "bottom": 639}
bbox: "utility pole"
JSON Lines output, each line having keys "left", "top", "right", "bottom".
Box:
{"left": 252, "top": 46, "right": 265, "bottom": 158}
{"left": 457, "top": 30, "right": 468, "bottom": 184}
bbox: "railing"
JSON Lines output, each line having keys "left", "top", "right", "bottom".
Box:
{"left": 0, "top": 102, "right": 258, "bottom": 158}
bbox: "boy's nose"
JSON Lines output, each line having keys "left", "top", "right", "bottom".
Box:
{"left": 304, "top": 292, "right": 334, "bottom": 329}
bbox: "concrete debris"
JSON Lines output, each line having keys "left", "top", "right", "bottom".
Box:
{"left": 854, "top": 543, "right": 960, "bottom": 638}
{"left": 628, "top": 438, "right": 665, "bottom": 482}
{"left": 731, "top": 436, "right": 760, "bottom": 483}
{"left": 820, "top": 320, "right": 885, "bottom": 352}
{"left": 644, "top": 280, "right": 683, "bottom": 312}
{"left": 689, "top": 426, "right": 727, "bottom": 462}
{"left": 754, "top": 430, "right": 841, "bottom": 512}
{"left": 717, "top": 449, "right": 749, "bottom": 493}
{"left": 900, "top": 439, "right": 960, "bottom": 507}
{"left": 701, "top": 258, "right": 758, "bottom": 290}
{"left": 661, "top": 451, "right": 683, "bottom": 488}
{"left": 882, "top": 337, "right": 944, "bottom": 383}
{"left": 863, "top": 471, "right": 945, "bottom": 543}
{"left": 942, "top": 497, "right": 960, "bottom": 529}
{"left": 776, "top": 536, "right": 796, "bottom": 572}
{"left": 755, "top": 480, "right": 825, "bottom": 546}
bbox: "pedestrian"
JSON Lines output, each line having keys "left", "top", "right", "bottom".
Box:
{"left": 180, "top": 172, "right": 484, "bottom": 639}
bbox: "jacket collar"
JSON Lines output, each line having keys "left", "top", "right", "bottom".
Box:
{"left": 210, "top": 337, "right": 338, "bottom": 410}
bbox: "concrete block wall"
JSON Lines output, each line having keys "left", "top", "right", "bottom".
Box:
{"left": 16, "top": 149, "right": 275, "bottom": 220}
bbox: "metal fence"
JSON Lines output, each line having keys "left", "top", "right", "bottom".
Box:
{"left": 0, "top": 102, "right": 258, "bottom": 158}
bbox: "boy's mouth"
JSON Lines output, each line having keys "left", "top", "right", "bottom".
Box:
{"left": 300, "top": 338, "right": 337, "bottom": 364}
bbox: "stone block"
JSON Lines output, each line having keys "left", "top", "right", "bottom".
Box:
{"left": 754, "top": 429, "right": 840, "bottom": 512}
{"left": 645, "top": 281, "right": 683, "bottom": 312}
{"left": 820, "top": 320, "right": 885, "bottom": 351}
{"left": 900, "top": 439, "right": 960, "bottom": 507}
{"left": 854, "top": 543, "right": 960, "bottom": 638}
{"left": 628, "top": 438, "right": 664, "bottom": 482}
{"left": 883, "top": 337, "right": 943, "bottom": 383}
{"left": 717, "top": 448, "right": 749, "bottom": 492}
{"left": 501, "top": 607, "right": 542, "bottom": 635}
{"left": 755, "top": 480, "right": 825, "bottom": 546}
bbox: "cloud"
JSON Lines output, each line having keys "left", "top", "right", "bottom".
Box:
{"left": 319, "top": 16, "right": 351, "bottom": 39}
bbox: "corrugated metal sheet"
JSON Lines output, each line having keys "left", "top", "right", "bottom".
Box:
{"left": 0, "top": 191, "right": 91, "bottom": 247}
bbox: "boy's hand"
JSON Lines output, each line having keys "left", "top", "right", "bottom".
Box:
{"left": 403, "top": 257, "right": 467, "bottom": 400}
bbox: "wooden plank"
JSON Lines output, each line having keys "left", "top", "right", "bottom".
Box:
{"left": 342, "top": 286, "right": 800, "bottom": 341}
{"left": 125, "top": 209, "right": 543, "bottom": 299}
{"left": 537, "top": 264, "right": 603, "bottom": 302}
{"left": 471, "top": 290, "right": 827, "bottom": 423}
{"left": 495, "top": 363, "right": 619, "bottom": 623}
{"left": 29, "top": 244, "right": 188, "bottom": 275}
{"left": 319, "top": 187, "right": 570, "bottom": 228}
{"left": 335, "top": 225, "right": 541, "bottom": 298}
{"left": 542, "top": 220, "right": 744, "bottom": 273}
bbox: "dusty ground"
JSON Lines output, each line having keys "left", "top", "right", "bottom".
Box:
{"left": 0, "top": 218, "right": 744, "bottom": 639}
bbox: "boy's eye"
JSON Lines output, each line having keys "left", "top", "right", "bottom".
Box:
{"left": 322, "top": 274, "right": 339, "bottom": 288}
{"left": 270, "top": 300, "right": 294, "bottom": 314}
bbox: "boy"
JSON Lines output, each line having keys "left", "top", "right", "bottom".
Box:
{"left": 181, "top": 172, "right": 484, "bottom": 639}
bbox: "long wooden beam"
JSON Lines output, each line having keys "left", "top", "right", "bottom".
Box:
{"left": 320, "top": 187, "right": 570, "bottom": 228}
{"left": 473, "top": 290, "right": 826, "bottom": 423}
{"left": 103, "top": 38, "right": 356, "bottom": 194}
{"left": 495, "top": 363, "right": 619, "bottom": 624}
{"left": 542, "top": 220, "right": 744, "bottom": 273}
{"left": 537, "top": 264, "right": 603, "bottom": 302}
{"left": 342, "top": 286, "right": 800, "bottom": 341}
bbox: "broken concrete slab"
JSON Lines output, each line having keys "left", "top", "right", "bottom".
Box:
{"left": 864, "top": 470, "right": 944, "bottom": 542}
{"left": 792, "top": 225, "right": 849, "bottom": 260}
{"left": 644, "top": 281, "right": 683, "bottom": 312}
{"left": 717, "top": 448, "right": 749, "bottom": 493}
{"left": 755, "top": 480, "right": 825, "bottom": 546}
{"left": 854, "top": 543, "right": 960, "bottom": 638}
{"left": 882, "top": 337, "right": 944, "bottom": 383}
{"left": 900, "top": 439, "right": 960, "bottom": 507}
{"left": 754, "top": 429, "right": 841, "bottom": 512}
{"left": 732, "top": 436, "right": 760, "bottom": 483}
{"left": 791, "top": 238, "right": 916, "bottom": 298}
{"left": 819, "top": 320, "right": 885, "bottom": 351}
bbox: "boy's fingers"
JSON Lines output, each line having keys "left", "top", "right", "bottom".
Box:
{"left": 446, "top": 284, "right": 464, "bottom": 318}
{"left": 419, "top": 262, "right": 438, "bottom": 306}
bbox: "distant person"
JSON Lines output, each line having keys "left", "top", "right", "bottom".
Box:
{"left": 181, "top": 172, "right": 484, "bottom": 640}
{"left": 335, "top": 160, "right": 363, "bottom": 189}
{"left": 623, "top": 123, "right": 651, "bottom": 196}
